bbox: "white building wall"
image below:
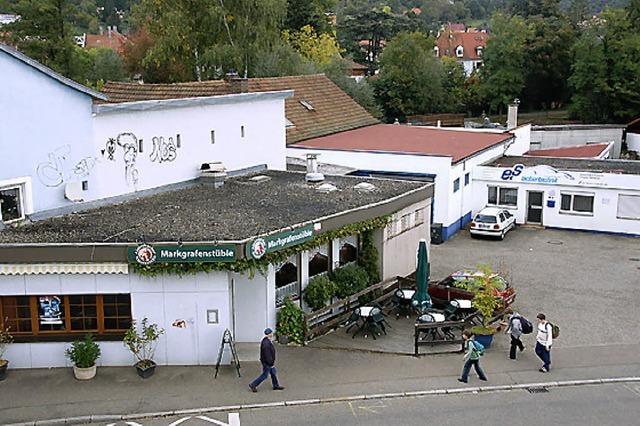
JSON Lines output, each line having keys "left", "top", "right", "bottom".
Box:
{"left": 92, "top": 98, "right": 287, "bottom": 200}
{"left": 2, "top": 270, "right": 232, "bottom": 368}
{"left": 506, "top": 124, "right": 532, "bottom": 156}
{"left": 471, "top": 165, "right": 640, "bottom": 235}
{"left": 0, "top": 52, "right": 95, "bottom": 214}
{"left": 627, "top": 133, "right": 640, "bottom": 153}
{"left": 530, "top": 126, "right": 624, "bottom": 158}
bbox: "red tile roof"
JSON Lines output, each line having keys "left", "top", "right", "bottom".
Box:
{"left": 85, "top": 31, "right": 127, "bottom": 54}
{"left": 292, "top": 124, "right": 513, "bottom": 163}
{"left": 101, "top": 74, "right": 379, "bottom": 145}
{"left": 526, "top": 143, "right": 611, "bottom": 159}
{"left": 436, "top": 29, "right": 488, "bottom": 61}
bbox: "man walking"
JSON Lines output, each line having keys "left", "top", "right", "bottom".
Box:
{"left": 458, "top": 330, "right": 488, "bottom": 383}
{"left": 535, "top": 313, "right": 552, "bottom": 372}
{"left": 249, "top": 328, "right": 285, "bottom": 392}
{"left": 505, "top": 308, "right": 525, "bottom": 360}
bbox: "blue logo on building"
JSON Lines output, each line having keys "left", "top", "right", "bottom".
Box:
{"left": 500, "top": 164, "right": 524, "bottom": 180}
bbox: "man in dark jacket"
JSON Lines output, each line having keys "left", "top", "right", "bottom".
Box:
{"left": 249, "top": 328, "right": 284, "bottom": 392}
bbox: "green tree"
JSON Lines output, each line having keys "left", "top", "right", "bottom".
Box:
{"left": 252, "top": 40, "right": 318, "bottom": 77}
{"left": 283, "top": 24, "right": 341, "bottom": 66}
{"left": 373, "top": 32, "right": 443, "bottom": 122}
{"left": 479, "top": 13, "right": 528, "bottom": 115}
{"left": 284, "top": 0, "right": 336, "bottom": 34}
{"left": 568, "top": 0, "right": 590, "bottom": 25}
{"left": 89, "top": 47, "right": 126, "bottom": 82}
{"left": 322, "top": 57, "right": 383, "bottom": 118}
{"left": 441, "top": 56, "right": 468, "bottom": 113}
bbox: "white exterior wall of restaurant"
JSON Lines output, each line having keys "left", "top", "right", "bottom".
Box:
{"left": 91, "top": 97, "right": 287, "bottom": 201}
{"left": 471, "top": 165, "right": 640, "bottom": 235}
{"left": 2, "top": 270, "right": 234, "bottom": 368}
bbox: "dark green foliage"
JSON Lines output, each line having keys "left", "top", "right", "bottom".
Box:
{"left": 65, "top": 334, "right": 101, "bottom": 368}
{"left": 323, "top": 58, "right": 383, "bottom": 118}
{"left": 285, "top": 0, "right": 336, "bottom": 34}
{"left": 303, "top": 275, "right": 336, "bottom": 310}
{"left": 357, "top": 229, "right": 380, "bottom": 284}
{"left": 331, "top": 264, "right": 370, "bottom": 299}
{"left": 276, "top": 298, "right": 305, "bottom": 344}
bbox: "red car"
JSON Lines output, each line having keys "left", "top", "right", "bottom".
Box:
{"left": 428, "top": 270, "right": 516, "bottom": 308}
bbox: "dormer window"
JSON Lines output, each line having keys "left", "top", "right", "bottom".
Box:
{"left": 455, "top": 45, "right": 464, "bottom": 58}
{"left": 1, "top": 186, "right": 24, "bottom": 223}
{"left": 434, "top": 46, "right": 439, "bottom": 57}
{"left": 476, "top": 46, "right": 483, "bottom": 57}
{"left": 299, "top": 100, "right": 315, "bottom": 111}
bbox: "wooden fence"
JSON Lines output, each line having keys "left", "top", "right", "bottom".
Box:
{"left": 303, "top": 276, "right": 412, "bottom": 342}
{"left": 406, "top": 113, "right": 466, "bottom": 127}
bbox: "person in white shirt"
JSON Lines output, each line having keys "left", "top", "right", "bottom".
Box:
{"left": 535, "top": 313, "right": 552, "bottom": 372}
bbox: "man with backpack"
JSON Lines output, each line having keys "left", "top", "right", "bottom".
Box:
{"left": 458, "top": 329, "right": 488, "bottom": 383}
{"left": 504, "top": 308, "right": 532, "bottom": 360}
{"left": 535, "top": 313, "right": 553, "bottom": 372}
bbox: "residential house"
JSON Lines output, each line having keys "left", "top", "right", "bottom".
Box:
{"left": 435, "top": 26, "right": 488, "bottom": 76}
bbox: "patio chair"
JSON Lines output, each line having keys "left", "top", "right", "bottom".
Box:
{"left": 370, "top": 307, "right": 388, "bottom": 335}
{"left": 390, "top": 289, "right": 412, "bottom": 319}
{"left": 345, "top": 308, "right": 362, "bottom": 333}
{"left": 416, "top": 313, "right": 439, "bottom": 341}
{"left": 443, "top": 302, "right": 462, "bottom": 322}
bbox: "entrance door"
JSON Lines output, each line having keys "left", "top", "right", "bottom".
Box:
{"left": 526, "top": 191, "right": 544, "bottom": 224}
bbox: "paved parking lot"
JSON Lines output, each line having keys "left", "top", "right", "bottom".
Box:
{"left": 431, "top": 227, "right": 640, "bottom": 348}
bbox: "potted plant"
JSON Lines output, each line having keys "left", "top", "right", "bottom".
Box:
{"left": 0, "top": 321, "right": 13, "bottom": 381}
{"left": 65, "top": 334, "right": 101, "bottom": 380}
{"left": 123, "top": 317, "right": 164, "bottom": 378}
{"left": 276, "top": 298, "right": 305, "bottom": 345}
{"left": 463, "top": 264, "right": 505, "bottom": 348}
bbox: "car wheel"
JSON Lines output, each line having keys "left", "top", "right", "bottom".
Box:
{"left": 499, "top": 230, "right": 505, "bottom": 240}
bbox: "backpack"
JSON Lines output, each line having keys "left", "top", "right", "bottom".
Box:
{"left": 516, "top": 316, "right": 533, "bottom": 334}
{"left": 549, "top": 322, "right": 560, "bottom": 339}
{"left": 472, "top": 340, "right": 485, "bottom": 356}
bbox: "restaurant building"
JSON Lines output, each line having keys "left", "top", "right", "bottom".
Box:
{"left": 471, "top": 157, "right": 640, "bottom": 236}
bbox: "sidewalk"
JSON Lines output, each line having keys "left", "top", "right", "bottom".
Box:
{"left": 2, "top": 343, "right": 640, "bottom": 425}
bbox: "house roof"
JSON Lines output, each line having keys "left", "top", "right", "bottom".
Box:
{"left": 436, "top": 29, "right": 488, "bottom": 61}
{"left": 0, "top": 170, "right": 430, "bottom": 244}
{"left": 526, "top": 143, "right": 611, "bottom": 159}
{"left": 447, "top": 23, "right": 466, "bottom": 32}
{"left": 628, "top": 115, "right": 640, "bottom": 131}
{"left": 290, "top": 124, "right": 514, "bottom": 163}
{"left": 0, "top": 43, "right": 107, "bottom": 100}
{"left": 101, "top": 74, "right": 379, "bottom": 145}
{"left": 85, "top": 30, "right": 128, "bottom": 54}
{"left": 488, "top": 156, "right": 640, "bottom": 175}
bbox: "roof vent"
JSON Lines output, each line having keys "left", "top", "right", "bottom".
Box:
{"left": 64, "top": 182, "right": 84, "bottom": 202}
{"left": 300, "top": 100, "right": 315, "bottom": 111}
{"left": 316, "top": 183, "right": 338, "bottom": 193}
{"left": 305, "top": 153, "right": 325, "bottom": 183}
{"left": 354, "top": 182, "right": 376, "bottom": 192}
{"left": 249, "top": 175, "right": 271, "bottom": 183}
{"left": 200, "top": 162, "right": 227, "bottom": 188}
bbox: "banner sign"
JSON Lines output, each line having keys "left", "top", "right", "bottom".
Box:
{"left": 128, "top": 244, "right": 236, "bottom": 265}
{"left": 246, "top": 225, "right": 314, "bottom": 259}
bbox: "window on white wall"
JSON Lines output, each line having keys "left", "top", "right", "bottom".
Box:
{"left": 0, "top": 186, "right": 24, "bottom": 222}
{"left": 464, "top": 173, "right": 470, "bottom": 186}
{"left": 617, "top": 194, "right": 640, "bottom": 220}
{"left": 456, "top": 45, "right": 464, "bottom": 57}
{"left": 453, "top": 178, "right": 460, "bottom": 193}
{"left": 414, "top": 209, "right": 425, "bottom": 226}
{"left": 488, "top": 186, "right": 517, "bottom": 207}
{"left": 560, "top": 193, "right": 594, "bottom": 215}
{"left": 210, "top": 130, "right": 215, "bottom": 144}
{"left": 241, "top": 125, "right": 245, "bottom": 138}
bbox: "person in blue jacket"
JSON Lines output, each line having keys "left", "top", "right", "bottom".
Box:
{"left": 249, "top": 328, "right": 285, "bottom": 392}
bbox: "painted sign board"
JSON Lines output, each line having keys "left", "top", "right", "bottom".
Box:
{"left": 128, "top": 244, "right": 236, "bottom": 264}
{"left": 246, "top": 225, "right": 314, "bottom": 259}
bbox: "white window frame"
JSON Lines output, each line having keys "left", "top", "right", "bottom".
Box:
{"left": 0, "top": 177, "right": 33, "bottom": 223}
{"left": 487, "top": 185, "right": 518, "bottom": 208}
{"left": 434, "top": 46, "right": 439, "bottom": 57}
{"left": 455, "top": 45, "right": 464, "bottom": 58}
{"left": 616, "top": 193, "right": 640, "bottom": 220}
{"left": 559, "top": 192, "right": 595, "bottom": 216}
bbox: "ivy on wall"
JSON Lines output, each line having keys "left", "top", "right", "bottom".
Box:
{"left": 132, "top": 215, "right": 390, "bottom": 277}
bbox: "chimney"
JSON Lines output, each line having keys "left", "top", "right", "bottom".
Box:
{"left": 507, "top": 98, "right": 520, "bottom": 130}
{"left": 224, "top": 71, "right": 248, "bottom": 94}
{"left": 200, "top": 162, "right": 227, "bottom": 188}
{"left": 305, "top": 154, "right": 324, "bottom": 183}
{"left": 99, "top": 25, "right": 104, "bottom": 35}
{"left": 108, "top": 26, "right": 112, "bottom": 38}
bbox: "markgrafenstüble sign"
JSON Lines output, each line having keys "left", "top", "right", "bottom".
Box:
{"left": 246, "top": 225, "right": 314, "bottom": 260}
{"left": 128, "top": 244, "right": 236, "bottom": 265}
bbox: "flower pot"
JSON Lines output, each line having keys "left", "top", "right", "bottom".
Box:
{"left": 73, "top": 364, "right": 97, "bottom": 380}
{"left": 474, "top": 333, "right": 494, "bottom": 348}
{"left": 135, "top": 360, "right": 157, "bottom": 379}
{"left": 0, "top": 360, "right": 8, "bottom": 381}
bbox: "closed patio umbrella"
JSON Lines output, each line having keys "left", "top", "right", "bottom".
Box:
{"left": 413, "top": 239, "right": 431, "bottom": 313}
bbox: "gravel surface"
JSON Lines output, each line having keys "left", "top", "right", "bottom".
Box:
{"left": 430, "top": 227, "right": 640, "bottom": 348}
{"left": 0, "top": 171, "right": 427, "bottom": 244}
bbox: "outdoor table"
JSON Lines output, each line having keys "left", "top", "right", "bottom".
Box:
{"left": 451, "top": 299, "right": 472, "bottom": 309}
{"left": 428, "top": 312, "right": 446, "bottom": 322}
{"left": 358, "top": 306, "right": 374, "bottom": 317}
{"left": 399, "top": 289, "right": 416, "bottom": 300}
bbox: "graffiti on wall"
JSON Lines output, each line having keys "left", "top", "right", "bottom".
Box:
{"left": 101, "top": 138, "right": 117, "bottom": 161}
{"left": 36, "top": 145, "right": 97, "bottom": 188}
{"left": 150, "top": 136, "right": 178, "bottom": 163}
{"left": 116, "top": 133, "right": 139, "bottom": 186}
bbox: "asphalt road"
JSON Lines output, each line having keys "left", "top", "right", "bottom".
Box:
{"left": 130, "top": 382, "right": 640, "bottom": 426}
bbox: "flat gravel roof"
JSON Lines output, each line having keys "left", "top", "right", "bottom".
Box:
{"left": 0, "top": 171, "right": 428, "bottom": 244}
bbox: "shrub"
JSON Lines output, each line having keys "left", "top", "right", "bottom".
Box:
{"left": 0, "top": 320, "right": 13, "bottom": 362}
{"left": 277, "top": 298, "right": 306, "bottom": 344}
{"left": 303, "top": 275, "right": 336, "bottom": 311}
{"left": 358, "top": 230, "right": 380, "bottom": 284}
{"left": 332, "top": 264, "right": 370, "bottom": 299}
{"left": 65, "top": 334, "right": 101, "bottom": 368}
{"left": 123, "top": 317, "right": 164, "bottom": 368}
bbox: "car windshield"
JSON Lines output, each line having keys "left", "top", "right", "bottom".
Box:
{"left": 475, "top": 214, "right": 497, "bottom": 223}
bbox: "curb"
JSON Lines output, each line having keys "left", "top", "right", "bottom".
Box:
{"left": 8, "top": 376, "right": 640, "bottom": 426}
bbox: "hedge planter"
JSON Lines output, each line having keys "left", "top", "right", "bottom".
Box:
{"left": 474, "top": 333, "right": 494, "bottom": 348}
{"left": 73, "top": 364, "right": 97, "bottom": 381}
{"left": 0, "top": 360, "right": 8, "bottom": 381}
{"left": 136, "top": 360, "right": 157, "bottom": 379}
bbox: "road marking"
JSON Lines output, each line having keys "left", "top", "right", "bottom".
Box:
{"left": 107, "top": 423, "right": 143, "bottom": 426}
{"left": 167, "top": 417, "right": 192, "bottom": 426}
{"left": 623, "top": 384, "right": 640, "bottom": 397}
{"left": 347, "top": 401, "right": 357, "bottom": 417}
{"left": 358, "top": 401, "right": 386, "bottom": 414}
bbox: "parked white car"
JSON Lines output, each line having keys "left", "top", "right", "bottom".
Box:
{"left": 470, "top": 207, "right": 516, "bottom": 240}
